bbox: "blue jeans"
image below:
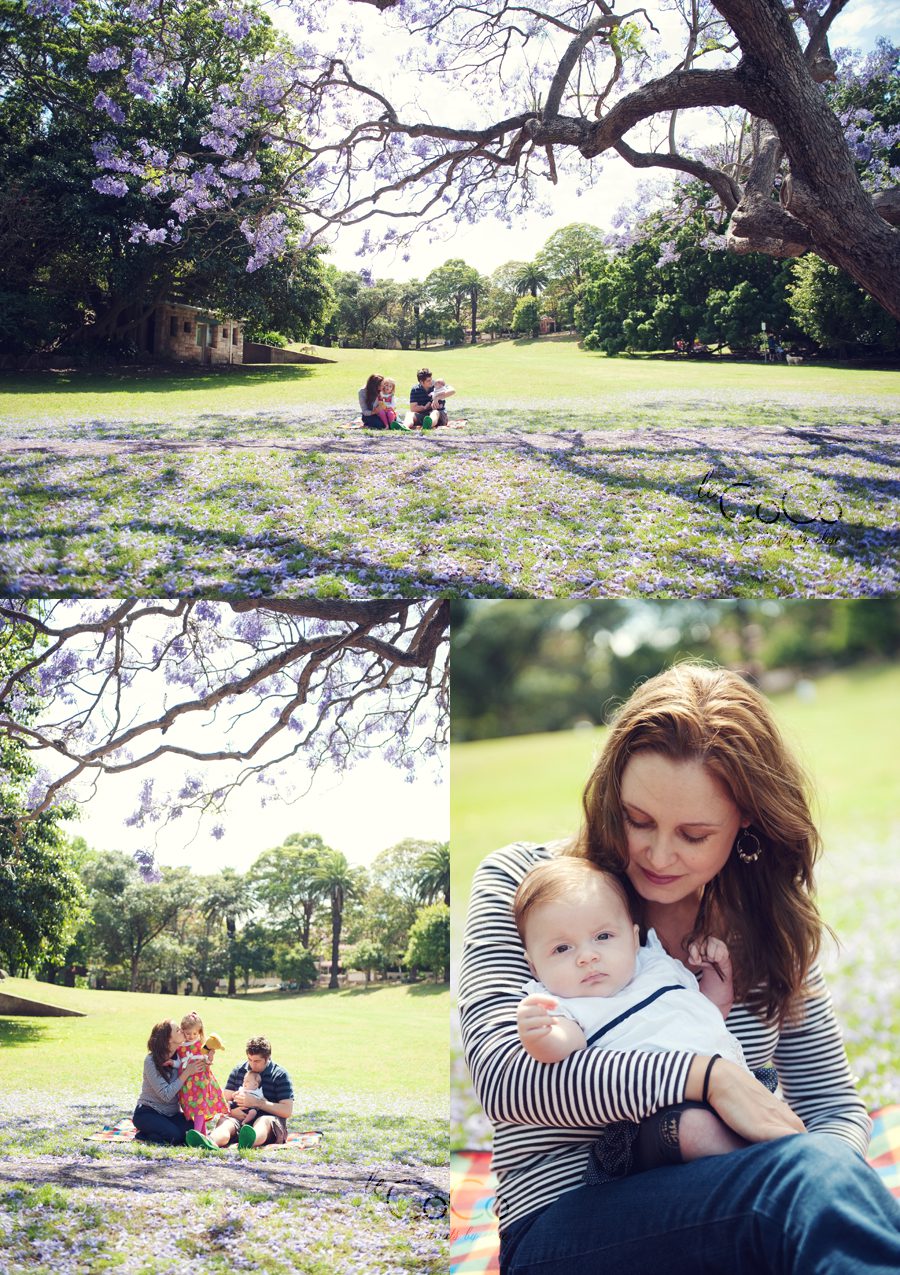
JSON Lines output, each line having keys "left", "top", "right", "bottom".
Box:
{"left": 132, "top": 1104, "right": 191, "bottom": 1145}
{"left": 500, "top": 1134, "right": 900, "bottom": 1275}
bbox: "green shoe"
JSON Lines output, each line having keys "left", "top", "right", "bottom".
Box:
{"left": 238, "top": 1124, "right": 258, "bottom": 1150}
{"left": 185, "top": 1129, "right": 217, "bottom": 1151}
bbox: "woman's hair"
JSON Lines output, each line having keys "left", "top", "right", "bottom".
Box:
{"left": 363, "top": 373, "right": 383, "bottom": 410}
{"left": 573, "top": 662, "right": 824, "bottom": 1023}
{"left": 180, "top": 1009, "right": 204, "bottom": 1035}
{"left": 512, "top": 858, "right": 635, "bottom": 946}
{"left": 147, "top": 1020, "right": 178, "bottom": 1077}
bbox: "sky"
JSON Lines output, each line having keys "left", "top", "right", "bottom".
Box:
{"left": 29, "top": 607, "right": 448, "bottom": 876}
{"left": 76, "top": 752, "right": 448, "bottom": 875}
{"left": 273, "top": 0, "right": 899, "bottom": 281}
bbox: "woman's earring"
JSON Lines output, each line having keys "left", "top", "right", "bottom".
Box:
{"left": 735, "top": 828, "right": 763, "bottom": 864}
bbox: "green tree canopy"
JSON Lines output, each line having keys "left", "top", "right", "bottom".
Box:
{"left": 404, "top": 903, "right": 450, "bottom": 982}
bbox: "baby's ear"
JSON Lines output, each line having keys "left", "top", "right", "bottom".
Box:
{"left": 523, "top": 950, "right": 537, "bottom": 977}
{"left": 632, "top": 923, "right": 640, "bottom": 951}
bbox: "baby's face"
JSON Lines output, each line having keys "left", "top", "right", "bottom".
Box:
{"left": 182, "top": 1026, "right": 202, "bottom": 1044}
{"left": 243, "top": 1073, "right": 261, "bottom": 1092}
{"left": 524, "top": 877, "right": 639, "bottom": 1000}
{"left": 433, "top": 379, "right": 445, "bottom": 391}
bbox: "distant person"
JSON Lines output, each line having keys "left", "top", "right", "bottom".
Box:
{"left": 767, "top": 333, "right": 776, "bottom": 363}
{"left": 405, "top": 368, "right": 454, "bottom": 429}
{"left": 132, "top": 1019, "right": 208, "bottom": 1145}
{"left": 176, "top": 1009, "right": 228, "bottom": 1139}
{"left": 204, "top": 1035, "right": 295, "bottom": 1150}
{"left": 374, "top": 377, "right": 402, "bottom": 428}
{"left": 359, "top": 373, "right": 388, "bottom": 429}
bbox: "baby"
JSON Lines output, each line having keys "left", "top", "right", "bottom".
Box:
{"left": 514, "top": 857, "right": 753, "bottom": 1171}
{"left": 429, "top": 378, "right": 454, "bottom": 414}
{"left": 227, "top": 1069, "right": 263, "bottom": 1126}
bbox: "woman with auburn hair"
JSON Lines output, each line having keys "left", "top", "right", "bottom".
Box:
{"left": 358, "top": 373, "right": 387, "bottom": 429}
{"left": 132, "top": 1019, "right": 209, "bottom": 1144}
{"left": 459, "top": 663, "right": 900, "bottom": 1275}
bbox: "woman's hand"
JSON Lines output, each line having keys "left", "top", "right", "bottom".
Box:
{"left": 183, "top": 1056, "right": 208, "bottom": 1076}
{"left": 690, "top": 1056, "right": 806, "bottom": 1142}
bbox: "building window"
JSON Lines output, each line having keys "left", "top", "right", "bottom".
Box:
{"left": 183, "top": 320, "right": 191, "bottom": 333}
{"left": 169, "top": 316, "right": 178, "bottom": 337}
{"left": 210, "top": 325, "right": 218, "bottom": 346}
{"left": 232, "top": 328, "right": 239, "bottom": 345}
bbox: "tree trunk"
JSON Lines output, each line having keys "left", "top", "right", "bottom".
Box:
{"left": 302, "top": 903, "right": 312, "bottom": 951}
{"left": 130, "top": 951, "right": 141, "bottom": 993}
{"left": 713, "top": 0, "right": 900, "bottom": 319}
{"left": 227, "top": 914, "right": 236, "bottom": 997}
{"left": 329, "top": 894, "right": 342, "bottom": 990}
{"left": 470, "top": 290, "right": 478, "bottom": 344}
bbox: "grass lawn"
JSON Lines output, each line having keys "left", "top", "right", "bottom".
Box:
{"left": 1, "top": 340, "right": 896, "bottom": 597}
{"left": 451, "top": 663, "right": 900, "bottom": 1147}
{"left": 0, "top": 981, "right": 449, "bottom": 1273}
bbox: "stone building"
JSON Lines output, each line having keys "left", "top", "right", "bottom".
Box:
{"left": 131, "top": 301, "right": 244, "bottom": 364}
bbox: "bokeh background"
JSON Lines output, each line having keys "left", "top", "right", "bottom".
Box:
{"left": 450, "top": 599, "right": 899, "bottom": 1151}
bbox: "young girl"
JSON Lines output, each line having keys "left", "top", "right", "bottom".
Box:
{"left": 374, "top": 377, "right": 400, "bottom": 428}
{"left": 176, "top": 1010, "right": 229, "bottom": 1135}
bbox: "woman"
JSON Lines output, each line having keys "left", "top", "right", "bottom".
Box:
{"left": 358, "top": 374, "right": 387, "bottom": 429}
{"left": 459, "top": 663, "right": 900, "bottom": 1274}
{"left": 132, "top": 1019, "right": 208, "bottom": 1144}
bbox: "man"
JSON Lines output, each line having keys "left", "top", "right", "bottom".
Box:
{"left": 405, "top": 367, "right": 453, "bottom": 429}
{"left": 203, "top": 1035, "right": 294, "bottom": 1149}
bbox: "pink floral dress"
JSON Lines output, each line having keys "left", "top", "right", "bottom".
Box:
{"left": 176, "top": 1039, "right": 229, "bottom": 1131}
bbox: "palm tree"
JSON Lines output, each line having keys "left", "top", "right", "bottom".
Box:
{"left": 313, "top": 849, "right": 366, "bottom": 989}
{"left": 415, "top": 842, "right": 450, "bottom": 906}
{"left": 202, "top": 868, "right": 254, "bottom": 996}
{"left": 514, "top": 262, "right": 550, "bottom": 299}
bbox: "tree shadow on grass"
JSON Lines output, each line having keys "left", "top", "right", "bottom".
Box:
{"left": 1, "top": 366, "right": 321, "bottom": 399}
{"left": 513, "top": 427, "right": 898, "bottom": 585}
{"left": 0, "top": 1020, "right": 48, "bottom": 1049}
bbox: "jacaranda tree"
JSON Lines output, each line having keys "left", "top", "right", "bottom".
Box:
{"left": 0, "top": 600, "right": 449, "bottom": 865}
{"left": 26, "top": 0, "right": 900, "bottom": 319}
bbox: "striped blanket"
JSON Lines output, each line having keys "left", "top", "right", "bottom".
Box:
{"left": 87, "top": 1119, "right": 322, "bottom": 1148}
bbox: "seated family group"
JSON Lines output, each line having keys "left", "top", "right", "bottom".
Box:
{"left": 133, "top": 1011, "right": 293, "bottom": 1150}
{"left": 358, "top": 367, "right": 455, "bottom": 430}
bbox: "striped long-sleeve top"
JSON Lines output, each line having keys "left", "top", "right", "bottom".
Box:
{"left": 458, "top": 842, "right": 872, "bottom": 1233}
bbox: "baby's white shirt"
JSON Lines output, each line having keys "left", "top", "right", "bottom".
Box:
{"left": 523, "top": 928, "right": 746, "bottom": 1067}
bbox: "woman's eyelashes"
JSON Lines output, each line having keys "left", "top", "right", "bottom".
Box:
{"left": 623, "top": 812, "right": 711, "bottom": 845}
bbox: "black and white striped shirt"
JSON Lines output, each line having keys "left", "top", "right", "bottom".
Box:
{"left": 458, "top": 842, "right": 872, "bottom": 1233}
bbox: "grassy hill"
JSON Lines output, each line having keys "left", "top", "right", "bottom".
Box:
{"left": 0, "top": 979, "right": 449, "bottom": 1107}
{"left": 3, "top": 336, "right": 898, "bottom": 422}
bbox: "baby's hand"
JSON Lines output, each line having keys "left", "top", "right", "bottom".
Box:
{"left": 688, "top": 936, "right": 734, "bottom": 1017}
{"left": 516, "top": 993, "right": 559, "bottom": 1046}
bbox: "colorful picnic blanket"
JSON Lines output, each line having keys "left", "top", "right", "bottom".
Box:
{"left": 341, "top": 417, "right": 468, "bottom": 430}
{"left": 88, "top": 1119, "right": 322, "bottom": 1149}
{"left": 450, "top": 1105, "right": 900, "bottom": 1275}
